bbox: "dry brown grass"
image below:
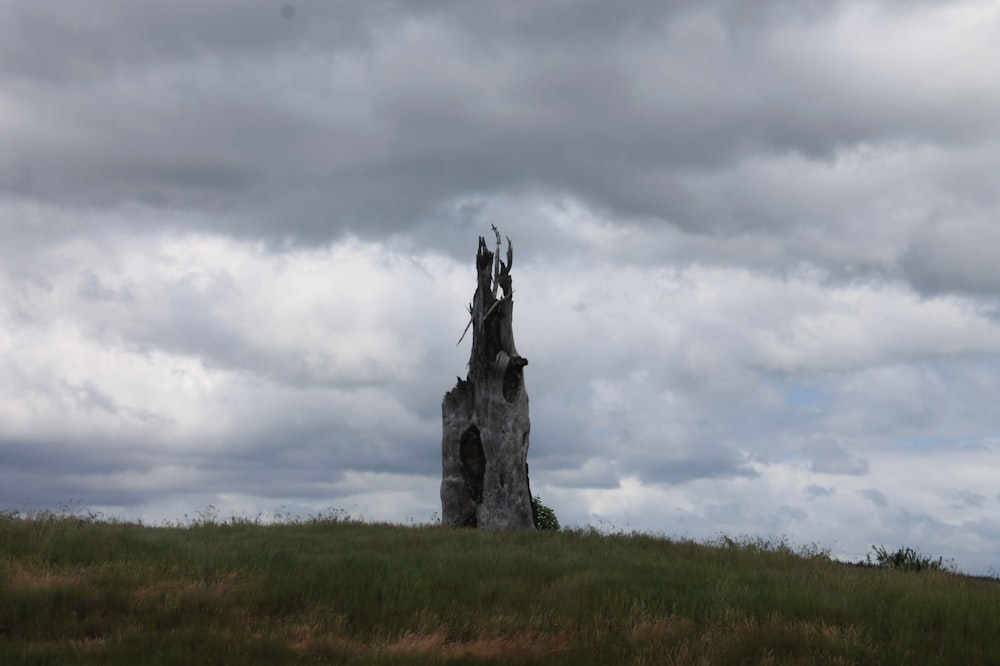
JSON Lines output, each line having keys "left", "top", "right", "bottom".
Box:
{"left": 3, "top": 560, "right": 92, "bottom": 591}
{"left": 627, "top": 613, "right": 698, "bottom": 643}
{"left": 380, "top": 629, "right": 571, "bottom": 660}
{"left": 132, "top": 570, "right": 250, "bottom": 608}
{"left": 288, "top": 624, "right": 571, "bottom": 661}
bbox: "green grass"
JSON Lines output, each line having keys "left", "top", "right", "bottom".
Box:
{"left": 1, "top": 511, "right": 998, "bottom": 664}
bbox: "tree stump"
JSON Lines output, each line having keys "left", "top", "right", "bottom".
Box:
{"left": 441, "top": 232, "right": 534, "bottom": 529}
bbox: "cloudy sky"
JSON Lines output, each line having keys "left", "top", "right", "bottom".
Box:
{"left": 2, "top": 0, "right": 1000, "bottom": 574}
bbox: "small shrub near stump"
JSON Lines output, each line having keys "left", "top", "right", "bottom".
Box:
{"left": 531, "top": 496, "right": 560, "bottom": 531}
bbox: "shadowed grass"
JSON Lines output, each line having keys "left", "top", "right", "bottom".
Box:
{"left": 1, "top": 511, "right": 997, "bottom": 664}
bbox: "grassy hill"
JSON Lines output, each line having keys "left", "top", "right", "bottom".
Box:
{"left": 2, "top": 510, "right": 998, "bottom": 665}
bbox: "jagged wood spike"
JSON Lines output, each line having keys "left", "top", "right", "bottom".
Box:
{"left": 456, "top": 301, "right": 476, "bottom": 346}
{"left": 491, "top": 224, "right": 502, "bottom": 298}
{"left": 456, "top": 317, "right": 474, "bottom": 346}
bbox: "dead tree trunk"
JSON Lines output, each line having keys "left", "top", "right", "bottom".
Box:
{"left": 441, "top": 231, "right": 534, "bottom": 529}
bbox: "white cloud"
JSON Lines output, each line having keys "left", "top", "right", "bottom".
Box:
{"left": 1, "top": 1, "right": 999, "bottom": 577}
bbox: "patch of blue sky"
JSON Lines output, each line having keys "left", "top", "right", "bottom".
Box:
{"left": 783, "top": 383, "right": 831, "bottom": 411}
{"left": 898, "top": 435, "right": 953, "bottom": 448}
{"left": 896, "top": 433, "right": 1000, "bottom": 449}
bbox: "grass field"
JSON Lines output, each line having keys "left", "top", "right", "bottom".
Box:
{"left": 2, "top": 509, "right": 998, "bottom": 664}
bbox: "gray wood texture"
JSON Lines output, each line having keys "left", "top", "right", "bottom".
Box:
{"left": 441, "top": 233, "right": 534, "bottom": 529}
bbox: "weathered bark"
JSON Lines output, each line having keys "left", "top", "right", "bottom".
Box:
{"left": 441, "top": 233, "right": 534, "bottom": 529}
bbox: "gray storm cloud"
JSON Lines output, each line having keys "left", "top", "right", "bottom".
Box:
{"left": 1, "top": 0, "right": 999, "bottom": 574}
{"left": 3, "top": 1, "right": 998, "bottom": 298}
